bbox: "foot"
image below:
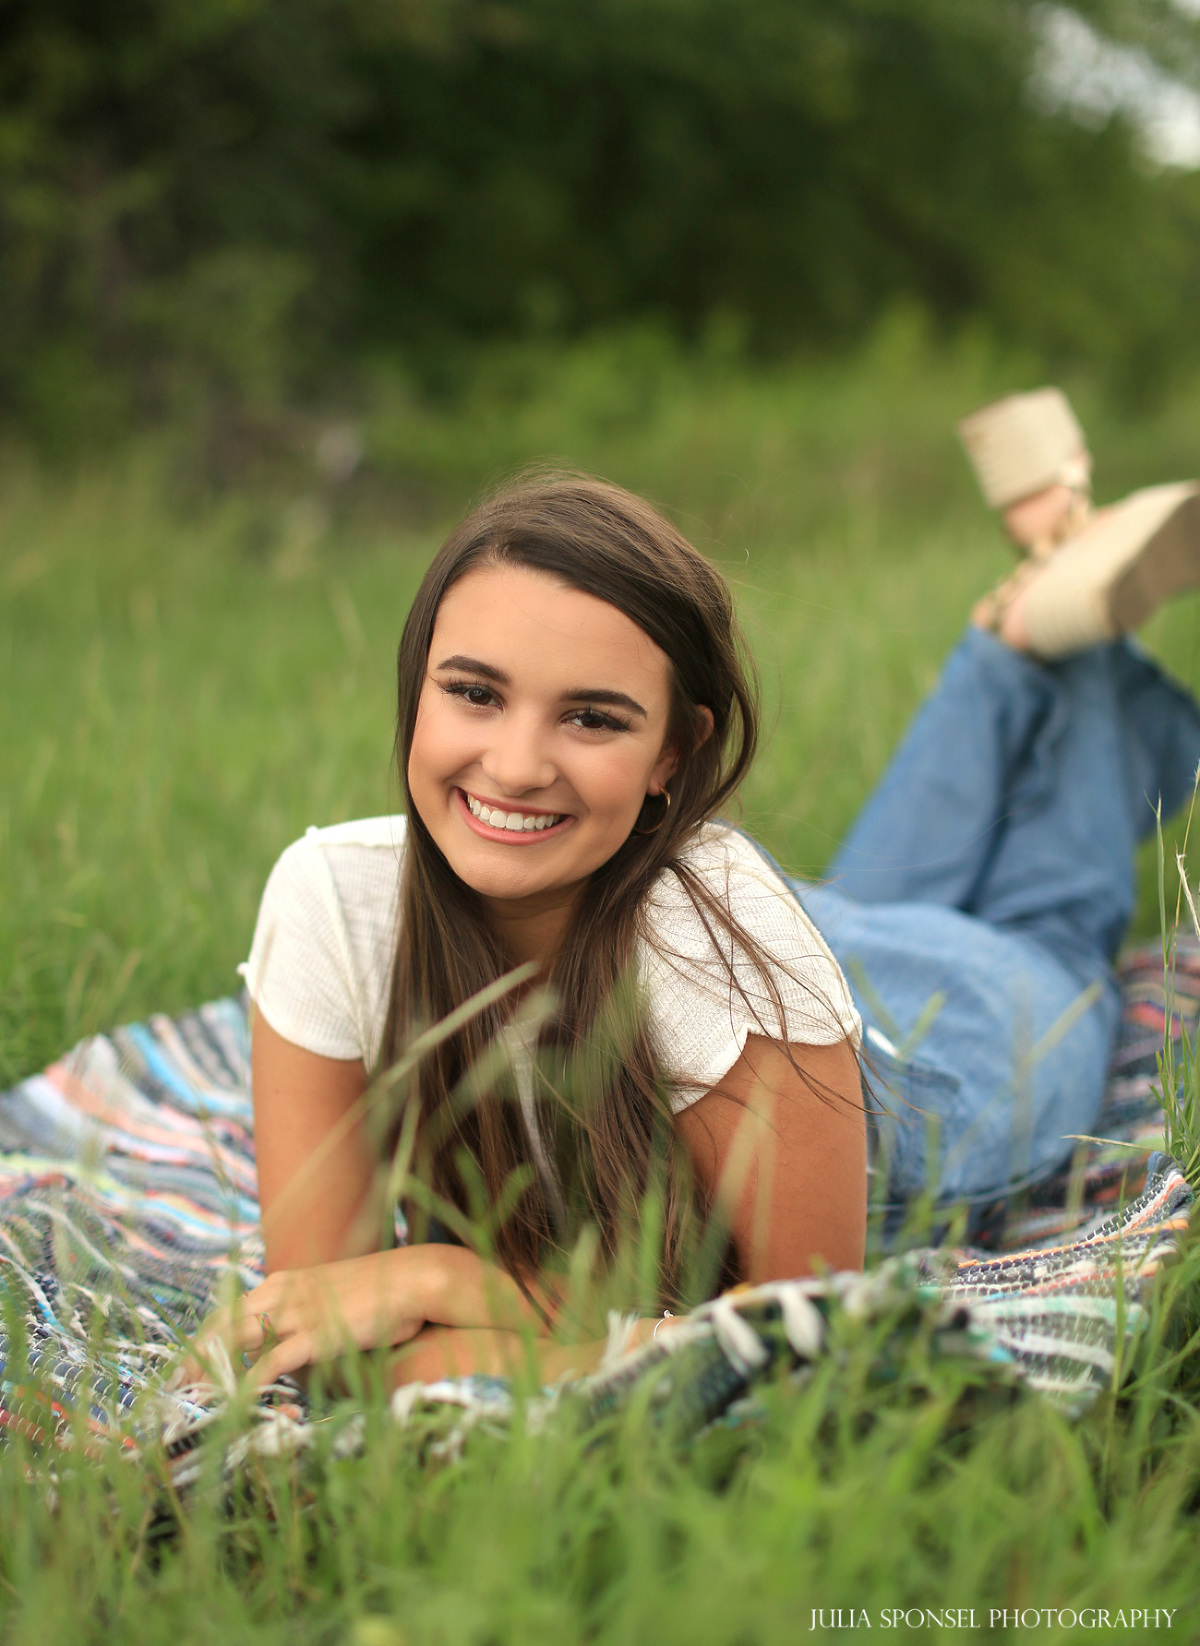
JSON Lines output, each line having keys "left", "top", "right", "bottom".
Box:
{"left": 1001, "top": 475, "right": 1091, "bottom": 560}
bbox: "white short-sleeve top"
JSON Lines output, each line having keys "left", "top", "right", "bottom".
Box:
{"left": 239, "top": 817, "right": 861, "bottom": 1114}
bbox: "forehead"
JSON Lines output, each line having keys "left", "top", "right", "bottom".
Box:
{"left": 431, "top": 563, "right": 672, "bottom": 697}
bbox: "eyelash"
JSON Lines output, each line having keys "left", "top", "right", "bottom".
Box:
{"left": 439, "top": 679, "right": 632, "bottom": 734}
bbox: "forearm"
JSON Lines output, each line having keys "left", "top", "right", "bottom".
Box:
{"left": 417, "top": 1243, "right": 558, "bottom": 1334}
{"left": 392, "top": 1324, "right": 610, "bottom": 1386}
{"left": 392, "top": 1310, "right": 681, "bottom": 1387}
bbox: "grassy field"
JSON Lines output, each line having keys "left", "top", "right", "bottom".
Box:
{"left": 3, "top": 323, "right": 1200, "bottom": 1639}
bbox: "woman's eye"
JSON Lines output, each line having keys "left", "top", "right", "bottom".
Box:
{"left": 569, "top": 707, "right": 629, "bottom": 733}
{"left": 442, "top": 681, "right": 497, "bottom": 708}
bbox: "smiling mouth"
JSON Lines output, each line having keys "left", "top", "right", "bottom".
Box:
{"left": 462, "top": 790, "right": 569, "bottom": 833}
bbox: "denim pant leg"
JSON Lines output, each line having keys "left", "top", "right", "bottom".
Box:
{"left": 802, "top": 628, "right": 1200, "bottom": 1204}
{"left": 830, "top": 629, "right": 1072, "bottom": 912}
{"left": 953, "top": 640, "right": 1200, "bottom": 979}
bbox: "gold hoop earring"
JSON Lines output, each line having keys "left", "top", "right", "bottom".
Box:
{"left": 633, "top": 790, "right": 671, "bottom": 836}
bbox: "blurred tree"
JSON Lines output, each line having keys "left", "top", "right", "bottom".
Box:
{"left": 1, "top": 0, "right": 1198, "bottom": 448}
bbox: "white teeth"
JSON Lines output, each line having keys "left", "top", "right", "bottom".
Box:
{"left": 465, "top": 793, "right": 563, "bottom": 832}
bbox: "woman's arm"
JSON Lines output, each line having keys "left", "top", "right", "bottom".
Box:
{"left": 388, "top": 1034, "right": 866, "bottom": 1390}
{"left": 251, "top": 1011, "right": 378, "bottom": 1273}
{"left": 392, "top": 1324, "right": 608, "bottom": 1387}
{"left": 250, "top": 1012, "right": 557, "bottom": 1320}
{"left": 189, "top": 1015, "right": 553, "bottom": 1383}
{"left": 673, "top": 1033, "right": 866, "bottom": 1281}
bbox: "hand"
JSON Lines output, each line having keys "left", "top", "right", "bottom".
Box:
{"left": 185, "top": 1246, "right": 441, "bottom": 1387}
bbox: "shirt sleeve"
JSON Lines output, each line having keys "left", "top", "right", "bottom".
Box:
{"left": 640, "top": 834, "right": 862, "bottom": 1113}
{"left": 240, "top": 832, "right": 373, "bottom": 1062}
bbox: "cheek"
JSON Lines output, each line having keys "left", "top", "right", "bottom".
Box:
{"left": 575, "top": 742, "right": 660, "bottom": 817}
{"left": 407, "top": 695, "right": 465, "bottom": 792}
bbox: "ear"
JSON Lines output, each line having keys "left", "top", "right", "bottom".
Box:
{"left": 648, "top": 706, "right": 715, "bottom": 795}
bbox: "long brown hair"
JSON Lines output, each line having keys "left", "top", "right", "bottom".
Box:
{"left": 381, "top": 474, "right": 800, "bottom": 1296}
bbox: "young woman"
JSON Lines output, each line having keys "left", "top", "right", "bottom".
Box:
{"left": 212, "top": 464, "right": 1200, "bottom": 1389}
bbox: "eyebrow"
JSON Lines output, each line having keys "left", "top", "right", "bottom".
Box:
{"left": 434, "top": 654, "right": 649, "bottom": 718}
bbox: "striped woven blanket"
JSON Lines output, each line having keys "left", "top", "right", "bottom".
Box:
{"left": 0, "top": 943, "right": 1194, "bottom": 1471}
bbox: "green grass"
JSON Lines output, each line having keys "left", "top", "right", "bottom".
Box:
{"left": 4, "top": 322, "right": 1200, "bottom": 1639}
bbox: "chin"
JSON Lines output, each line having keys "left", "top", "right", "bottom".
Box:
{"left": 452, "top": 856, "right": 564, "bottom": 902}
{"left": 440, "top": 832, "right": 616, "bottom": 904}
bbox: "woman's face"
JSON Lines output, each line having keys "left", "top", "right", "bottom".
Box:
{"left": 408, "top": 563, "right": 680, "bottom": 931}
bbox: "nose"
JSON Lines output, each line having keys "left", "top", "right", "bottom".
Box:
{"left": 478, "top": 708, "right": 558, "bottom": 796}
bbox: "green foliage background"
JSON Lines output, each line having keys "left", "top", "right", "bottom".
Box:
{"left": 4, "top": 0, "right": 1200, "bottom": 452}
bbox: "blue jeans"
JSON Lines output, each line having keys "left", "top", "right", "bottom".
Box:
{"left": 787, "top": 628, "right": 1200, "bottom": 1207}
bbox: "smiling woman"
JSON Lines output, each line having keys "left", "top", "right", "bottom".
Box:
{"left": 212, "top": 475, "right": 866, "bottom": 1386}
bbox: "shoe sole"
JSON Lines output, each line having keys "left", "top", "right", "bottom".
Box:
{"left": 1020, "top": 482, "right": 1200, "bottom": 658}
{"left": 1109, "top": 484, "right": 1200, "bottom": 631}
